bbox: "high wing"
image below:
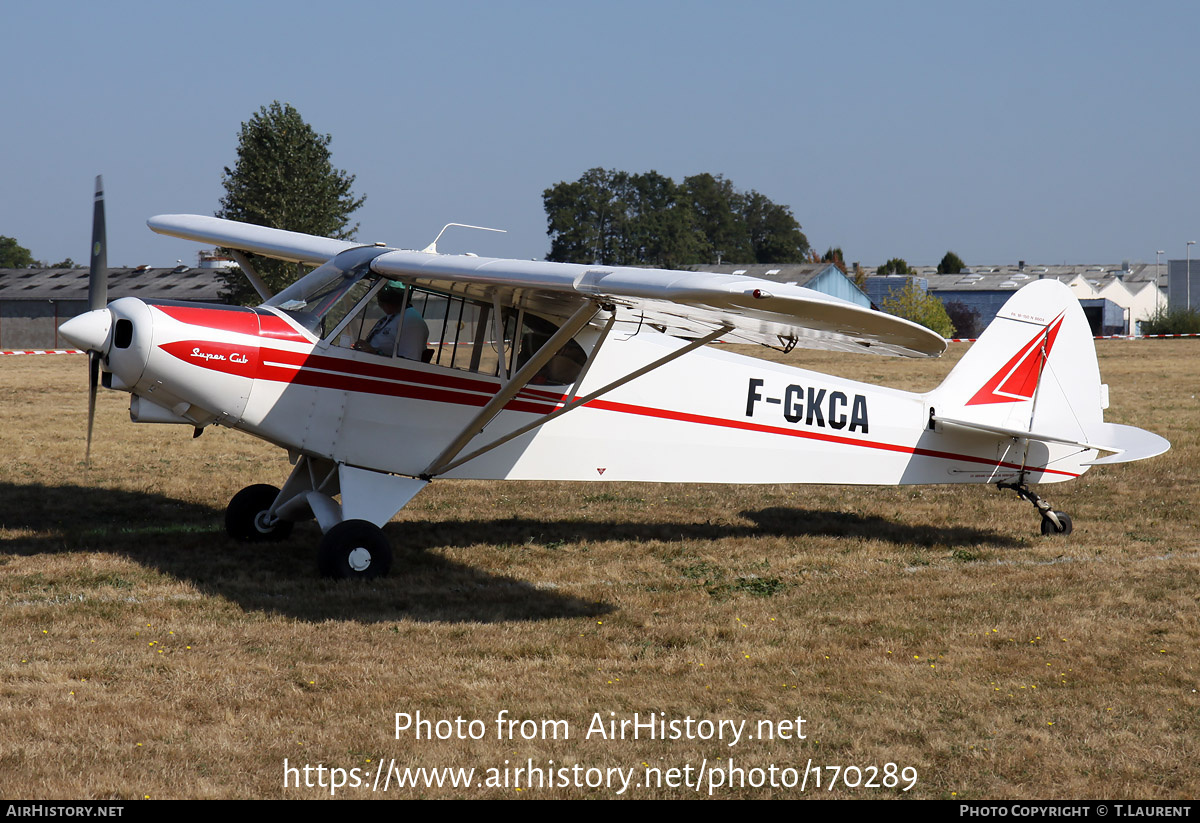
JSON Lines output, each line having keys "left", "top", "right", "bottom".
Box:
{"left": 149, "top": 214, "right": 360, "bottom": 265}
{"left": 149, "top": 214, "right": 946, "bottom": 358}
{"left": 369, "top": 251, "right": 946, "bottom": 357}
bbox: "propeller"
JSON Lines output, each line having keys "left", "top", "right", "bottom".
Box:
{"left": 86, "top": 175, "right": 107, "bottom": 464}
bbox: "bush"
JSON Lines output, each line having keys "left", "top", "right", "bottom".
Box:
{"left": 1139, "top": 306, "right": 1200, "bottom": 336}
{"left": 880, "top": 282, "right": 954, "bottom": 338}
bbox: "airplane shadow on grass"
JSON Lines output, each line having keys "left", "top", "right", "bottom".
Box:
{"left": 0, "top": 481, "right": 1020, "bottom": 624}
{"left": 405, "top": 507, "right": 1022, "bottom": 553}
{"left": 0, "top": 481, "right": 610, "bottom": 624}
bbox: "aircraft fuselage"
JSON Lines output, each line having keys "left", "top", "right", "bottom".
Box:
{"left": 97, "top": 297, "right": 1090, "bottom": 489}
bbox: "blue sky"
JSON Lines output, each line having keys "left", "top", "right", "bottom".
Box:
{"left": 3, "top": 1, "right": 1198, "bottom": 269}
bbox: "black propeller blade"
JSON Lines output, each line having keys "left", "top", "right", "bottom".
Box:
{"left": 86, "top": 175, "right": 107, "bottom": 464}
{"left": 89, "top": 175, "right": 107, "bottom": 312}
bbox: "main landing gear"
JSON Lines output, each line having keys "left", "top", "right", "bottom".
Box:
{"left": 223, "top": 459, "right": 424, "bottom": 580}
{"left": 225, "top": 484, "right": 394, "bottom": 580}
{"left": 997, "top": 481, "right": 1073, "bottom": 536}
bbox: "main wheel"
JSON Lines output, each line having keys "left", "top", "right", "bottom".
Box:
{"left": 1040, "top": 511, "right": 1073, "bottom": 536}
{"left": 318, "top": 520, "right": 392, "bottom": 579}
{"left": 225, "top": 484, "right": 293, "bottom": 542}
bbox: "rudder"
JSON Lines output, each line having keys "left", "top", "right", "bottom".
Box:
{"left": 929, "top": 279, "right": 1103, "bottom": 445}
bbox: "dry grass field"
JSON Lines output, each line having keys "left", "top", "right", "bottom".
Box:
{"left": 1, "top": 341, "right": 1196, "bottom": 799}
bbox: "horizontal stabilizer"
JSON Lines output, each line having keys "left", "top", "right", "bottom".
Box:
{"left": 933, "top": 415, "right": 1170, "bottom": 465}
{"left": 1076, "top": 422, "right": 1171, "bottom": 465}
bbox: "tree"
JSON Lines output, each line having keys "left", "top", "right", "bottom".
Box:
{"left": 880, "top": 281, "right": 955, "bottom": 338}
{"left": 937, "top": 251, "right": 967, "bottom": 275}
{"left": 544, "top": 168, "right": 621, "bottom": 265}
{"left": 680, "top": 173, "right": 752, "bottom": 264}
{"left": 617, "top": 171, "right": 704, "bottom": 269}
{"left": 821, "top": 247, "right": 847, "bottom": 273}
{"left": 0, "top": 236, "right": 34, "bottom": 268}
{"left": 740, "top": 189, "right": 809, "bottom": 264}
{"left": 876, "top": 257, "right": 914, "bottom": 276}
{"left": 216, "top": 101, "right": 365, "bottom": 303}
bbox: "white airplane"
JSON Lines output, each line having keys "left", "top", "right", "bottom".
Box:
{"left": 59, "top": 180, "right": 1169, "bottom": 578}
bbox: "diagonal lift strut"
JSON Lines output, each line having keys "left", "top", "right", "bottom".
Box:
{"left": 421, "top": 312, "right": 732, "bottom": 479}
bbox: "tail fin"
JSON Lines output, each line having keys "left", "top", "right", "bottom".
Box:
{"left": 928, "top": 279, "right": 1168, "bottom": 466}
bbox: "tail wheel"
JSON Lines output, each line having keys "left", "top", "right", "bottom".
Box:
{"left": 226, "top": 484, "right": 293, "bottom": 542}
{"left": 1040, "top": 511, "right": 1073, "bottom": 536}
{"left": 318, "top": 520, "right": 392, "bottom": 579}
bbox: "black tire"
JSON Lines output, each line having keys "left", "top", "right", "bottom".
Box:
{"left": 1040, "top": 511, "right": 1073, "bottom": 536}
{"left": 225, "top": 484, "right": 293, "bottom": 542}
{"left": 318, "top": 520, "right": 392, "bottom": 579}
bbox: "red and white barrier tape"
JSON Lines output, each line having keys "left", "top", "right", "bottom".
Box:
{"left": 949, "top": 333, "right": 1200, "bottom": 343}
{"left": 0, "top": 349, "right": 83, "bottom": 356}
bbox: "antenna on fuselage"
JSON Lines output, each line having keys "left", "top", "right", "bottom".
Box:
{"left": 421, "top": 223, "right": 506, "bottom": 255}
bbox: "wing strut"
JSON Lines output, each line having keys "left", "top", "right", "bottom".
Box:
{"left": 426, "top": 322, "right": 733, "bottom": 478}
{"left": 228, "top": 250, "right": 274, "bottom": 301}
{"left": 421, "top": 301, "right": 600, "bottom": 478}
{"left": 566, "top": 312, "right": 615, "bottom": 405}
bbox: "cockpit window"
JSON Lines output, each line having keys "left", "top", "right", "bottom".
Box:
{"left": 518, "top": 313, "right": 586, "bottom": 385}
{"left": 407, "top": 288, "right": 585, "bottom": 384}
{"left": 265, "top": 250, "right": 586, "bottom": 385}
{"left": 263, "top": 246, "right": 387, "bottom": 334}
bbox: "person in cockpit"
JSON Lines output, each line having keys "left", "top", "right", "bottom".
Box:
{"left": 353, "top": 282, "right": 429, "bottom": 359}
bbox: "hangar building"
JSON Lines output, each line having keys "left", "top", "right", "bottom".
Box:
{"left": 0, "top": 264, "right": 227, "bottom": 349}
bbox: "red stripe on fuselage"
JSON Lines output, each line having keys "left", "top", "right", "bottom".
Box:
{"left": 254, "top": 310, "right": 311, "bottom": 342}
{"left": 254, "top": 355, "right": 560, "bottom": 415}
{"left": 585, "top": 398, "right": 1079, "bottom": 478}
{"left": 268, "top": 349, "right": 508, "bottom": 396}
{"left": 155, "top": 304, "right": 261, "bottom": 336}
{"left": 154, "top": 304, "right": 312, "bottom": 343}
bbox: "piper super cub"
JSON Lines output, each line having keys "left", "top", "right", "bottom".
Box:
{"left": 59, "top": 178, "right": 1169, "bottom": 578}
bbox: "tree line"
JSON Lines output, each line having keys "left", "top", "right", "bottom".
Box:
{"left": 543, "top": 169, "right": 810, "bottom": 269}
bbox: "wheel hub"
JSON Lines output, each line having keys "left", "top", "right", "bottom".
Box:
{"left": 347, "top": 547, "right": 372, "bottom": 572}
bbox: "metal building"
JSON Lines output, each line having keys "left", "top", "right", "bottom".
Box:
{"left": 1166, "top": 259, "right": 1200, "bottom": 311}
{"left": 0, "top": 265, "right": 227, "bottom": 349}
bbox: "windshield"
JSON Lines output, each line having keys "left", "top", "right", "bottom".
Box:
{"left": 263, "top": 246, "right": 389, "bottom": 334}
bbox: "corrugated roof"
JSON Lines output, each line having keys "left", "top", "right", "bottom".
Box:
{"left": 912, "top": 262, "right": 1165, "bottom": 290}
{"left": 0, "top": 267, "right": 227, "bottom": 302}
{"left": 922, "top": 270, "right": 1164, "bottom": 293}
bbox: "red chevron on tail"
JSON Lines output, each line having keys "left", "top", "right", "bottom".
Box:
{"left": 966, "top": 312, "right": 1064, "bottom": 406}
